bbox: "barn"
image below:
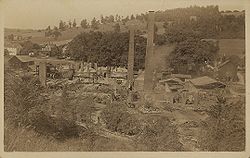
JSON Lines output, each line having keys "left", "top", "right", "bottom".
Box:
{"left": 5, "top": 55, "right": 34, "bottom": 70}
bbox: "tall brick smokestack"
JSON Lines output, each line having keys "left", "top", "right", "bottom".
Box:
{"left": 144, "top": 11, "right": 155, "bottom": 92}
{"left": 39, "top": 62, "right": 47, "bottom": 87}
{"left": 127, "top": 25, "right": 135, "bottom": 90}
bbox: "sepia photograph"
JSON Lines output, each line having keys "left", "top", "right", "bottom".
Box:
{"left": 0, "top": 0, "right": 248, "bottom": 155}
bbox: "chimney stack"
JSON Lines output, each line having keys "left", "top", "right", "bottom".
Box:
{"left": 127, "top": 25, "right": 135, "bottom": 89}
{"left": 144, "top": 11, "right": 155, "bottom": 92}
{"left": 39, "top": 62, "right": 47, "bottom": 87}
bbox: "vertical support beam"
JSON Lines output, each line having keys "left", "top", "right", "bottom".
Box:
{"left": 39, "top": 62, "right": 47, "bottom": 87}
{"left": 128, "top": 25, "right": 135, "bottom": 90}
{"left": 144, "top": 11, "right": 155, "bottom": 92}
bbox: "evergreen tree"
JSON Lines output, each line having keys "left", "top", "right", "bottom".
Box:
{"left": 73, "top": 19, "right": 77, "bottom": 27}
{"left": 80, "top": 19, "right": 89, "bottom": 28}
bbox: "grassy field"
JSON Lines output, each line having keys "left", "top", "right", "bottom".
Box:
{"left": 219, "top": 39, "right": 245, "bottom": 57}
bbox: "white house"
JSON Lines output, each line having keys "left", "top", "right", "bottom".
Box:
{"left": 4, "top": 42, "right": 22, "bottom": 56}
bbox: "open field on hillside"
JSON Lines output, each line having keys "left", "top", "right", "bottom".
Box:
{"left": 219, "top": 39, "right": 245, "bottom": 57}
{"left": 4, "top": 21, "right": 165, "bottom": 45}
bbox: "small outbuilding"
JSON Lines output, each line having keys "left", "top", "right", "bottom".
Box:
{"left": 189, "top": 76, "right": 226, "bottom": 89}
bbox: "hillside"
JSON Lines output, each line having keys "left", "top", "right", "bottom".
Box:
{"left": 4, "top": 21, "right": 165, "bottom": 45}
{"left": 219, "top": 39, "right": 245, "bottom": 57}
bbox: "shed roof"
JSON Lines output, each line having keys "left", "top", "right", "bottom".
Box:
{"left": 15, "top": 55, "right": 34, "bottom": 63}
{"left": 159, "top": 78, "right": 183, "bottom": 84}
{"left": 171, "top": 74, "right": 192, "bottom": 79}
{"left": 189, "top": 76, "right": 225, "bottom": 89}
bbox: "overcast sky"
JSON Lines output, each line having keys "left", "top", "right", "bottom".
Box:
{"left": 3, "top": 0, "right": 247, "bottom": 29}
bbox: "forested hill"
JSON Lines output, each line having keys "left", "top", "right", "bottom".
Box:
{"left": 5, "top": 5, "right": 245, "bottom": 44}
{"left": 157, "top": 6, "right": 245, "bottom": 39}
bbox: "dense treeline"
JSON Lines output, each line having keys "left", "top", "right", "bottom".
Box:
{"left": 168, "top": 38, "right": 219, "bottom": 75}
{"left": 65, "top": 5, "right": 244, "bottom": 72}
{"left": 65, "top": 31, "right": 147, "bottom": 70}
{"left": 161, "top": 5, "right": 244, "bottom": 39}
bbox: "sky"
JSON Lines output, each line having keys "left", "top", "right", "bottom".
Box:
{"left": 3, "top": 0, "right": 247, "bottom": 29}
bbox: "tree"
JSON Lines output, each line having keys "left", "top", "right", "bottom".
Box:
{"left": 168, "top": 38, "right": 218, "bottom": 74}
{"left": 69, "top": 20, "right": 72, "bottom": 28}
{"left": 113, "top": 23, "right": 120, "bottom": 32}
{"left": 100, "top": 15, "right": 105, "bottom": 24}
{"left": 109, "top": 15, "right": 115, "bottom": 23}
{"left": 73, "top": 19, "right": 77, "bottom": 27}
{"left": 46, "top": 26, "right": 51, "bottom": 31}
{"left": 4, "top": 49, "right": 9, "bottom": 55}
{"left": 80, "top": 19, "right": 89, "bottom": 28}
{"left": 50, "top": 45, "right": 61, "bottom": 57}
{"left": 59, "top": 20, "right": 64, "bottom": 30}
{"left": 20, "top": 41, "right": 41, "bottom": 55}
{"left": 65, "top": 31, "right": 147, "bottom": 70}
{"left": 53, "top": 30, "right": 62, "bottom": 40}
{"left": 130, "top": 14, "right": 135, "bottom": 20}
{"left": 91, "top": 17, "right": 99, "bottom": 30}
{"left": 115, "top": 14, "right": 119, "bottom": 22}
{"left": 4, "top": 71, "right": 47, "bottom": 128}
{"left": 53, "top": 26, "right": 58, "bottom": 31}
{"left": 199, "top": 92, "right": 245, "bottom": 151}
{"left": 45, "top": 26, "right": 52, "bottom": 37}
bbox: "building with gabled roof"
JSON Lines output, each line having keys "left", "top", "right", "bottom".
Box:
{"left": 4, "top": 55, "right": 34, "bottom": 70}
{"left": 4, "top": 42, "right": 22, "bottom": 56}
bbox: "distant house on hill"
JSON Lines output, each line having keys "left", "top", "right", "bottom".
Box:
{"left": 201, "top": 39, "right": 219, "bottom": 47}
{"left": 4, "top": 42, "right": 22, "bottom": 56}
{"left": 39, "top": 43, "right": 57, "bottom": 56}
{"left": 189, "top": 16, "right": 198, "bottom": 21}
{"left": 13, "top": 35, "right": 23, "bottom": 41}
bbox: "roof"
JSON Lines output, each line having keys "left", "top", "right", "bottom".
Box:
{"left": 171, "top": 74, "right": 192, "bottom": 79}
{"left": 15, "top": 55, "right": 34, "bottom": 63}
{"left": 159, "top": 78, "right": 183, "bottom": 84}
{"left": 189, "top": 76, "right": 226, "bottom": 89}
{"left": 4, "top": 42, "right": 22, "bottom": 48}
{"left": 4, "top": 55, "right": 15, "bottom": 65}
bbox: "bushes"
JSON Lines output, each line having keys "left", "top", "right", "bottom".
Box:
{"left": 29, "top": 111, "right": 83, "bottom": 140}
{"left": 136, "top": 115, "right": 183, "bottom": 151}
{"left": 101, "top": 102, "right": 141, "bottom": 136}
{"left": 4, "top": 71, "right": 47, "bottom": 127}
{"left": 199, "top": 96, "right": 245, "bottom": 151}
